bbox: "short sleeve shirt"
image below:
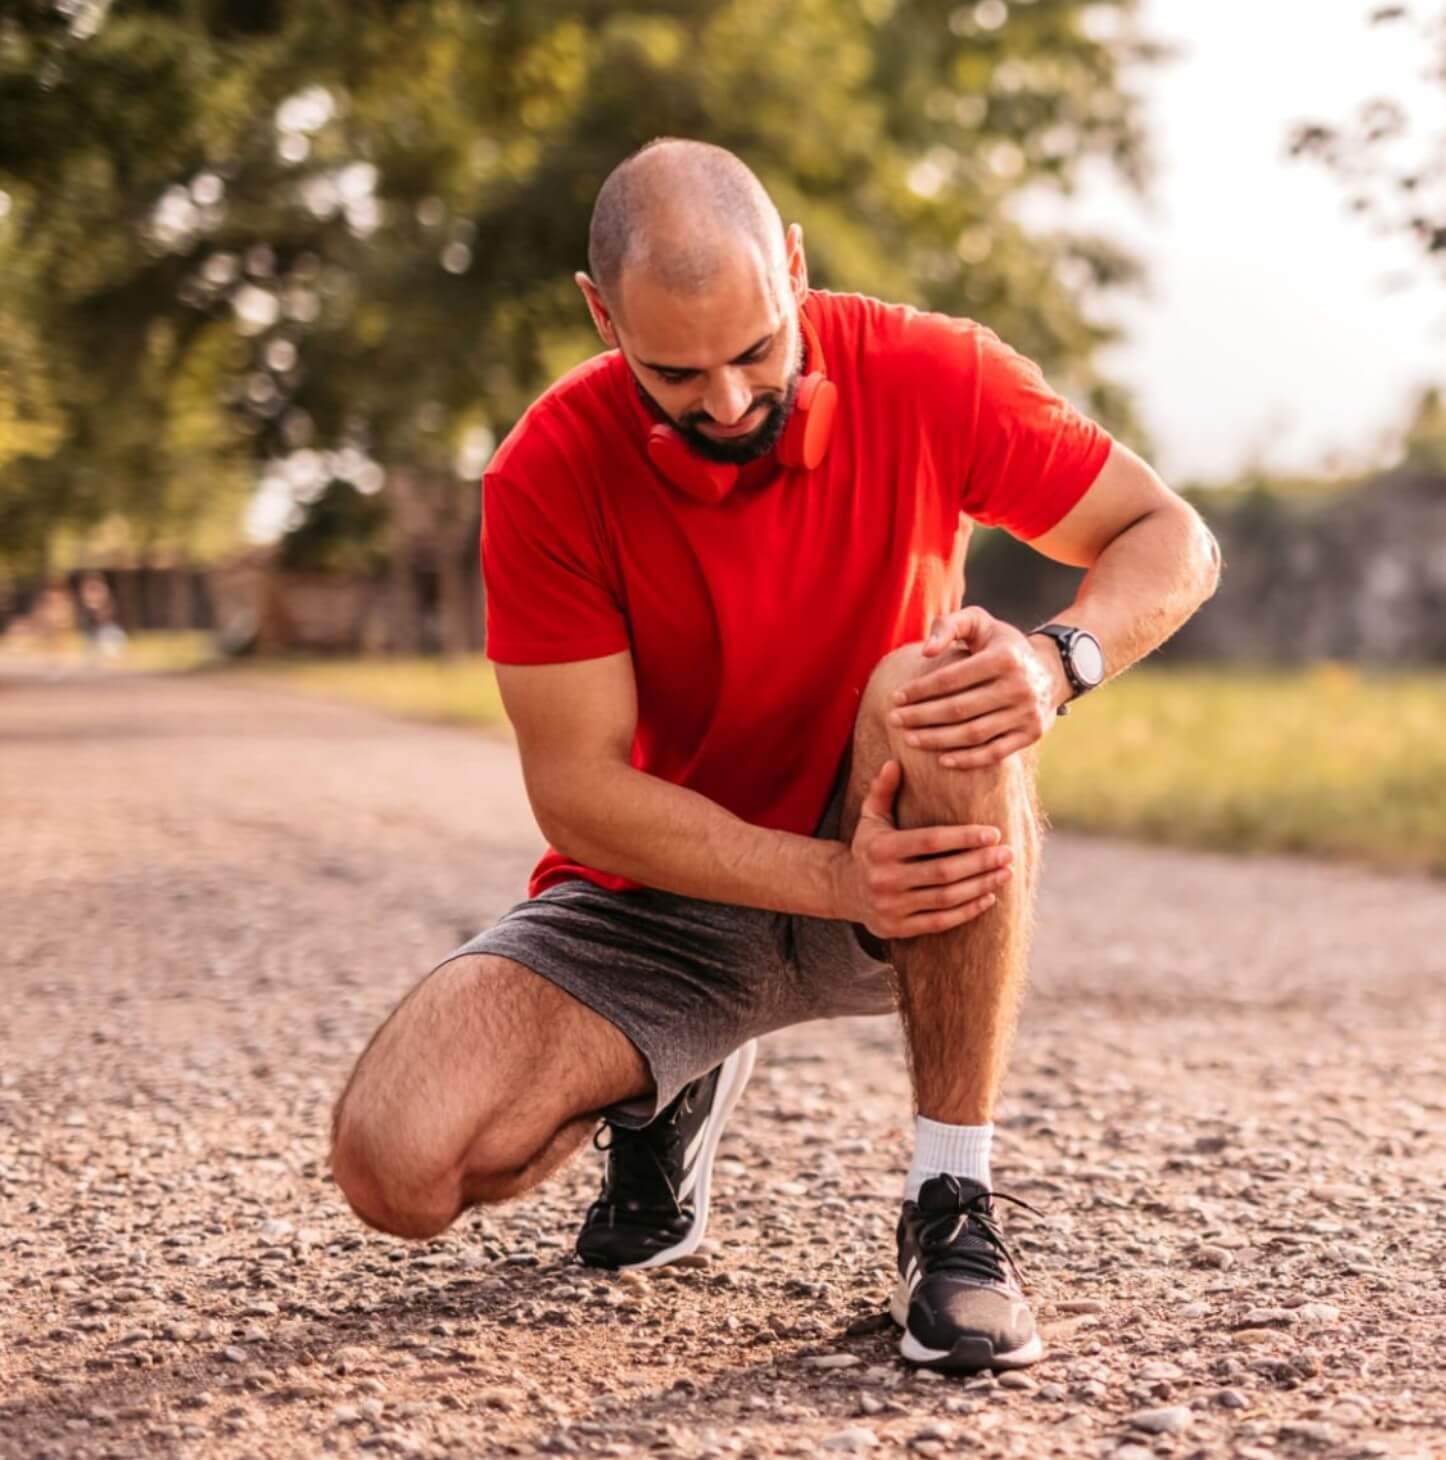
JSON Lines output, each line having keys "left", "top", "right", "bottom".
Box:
{"left": 482, "top": 290, "right": 1112, "bottom": 895}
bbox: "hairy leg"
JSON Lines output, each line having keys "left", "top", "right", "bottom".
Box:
{"left": 331, "top": 954, "right": 650, "bottom": 1238}
{"left": 844, "top": 645, "right": 1044, "bottom": 1124}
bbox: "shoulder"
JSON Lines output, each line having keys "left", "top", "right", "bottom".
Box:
{"left": 487, "top": 350, "right": 630, "bottom": 496}
{"left": 807, "top": 289, "right": 997, "bottom": 390}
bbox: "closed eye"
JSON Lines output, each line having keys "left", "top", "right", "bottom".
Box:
{"left": 641, "top": 330, "right": 778, "bottom": 385}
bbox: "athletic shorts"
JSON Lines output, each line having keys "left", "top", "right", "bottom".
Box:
{"left": 438, "top": 789, "right": 896, "bottom": 1127}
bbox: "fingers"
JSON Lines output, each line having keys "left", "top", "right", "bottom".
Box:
{"left": 894, "top": 892, "right": 1001, "bottom": 937}
{"left": 883, "top": 822, "right": 1001, "bottom": 859}
{"left": 858, "top": 758, "right": 901, "bottom": 825}
{"left": 884, "top": 857, "right": 1014, "bottom": 908}
{"left": 855, "top": 802, "right": 1022, "bottom": 936}
{"left": 867, "top": 837, "right": 1012, "bottom": 894}
{"left": 860, "top": 829, "right": 1016, "bottom": 936}
{"left": 899, "top": 709, "right": 1018, "bottom": 752}
{"left": 922, "top": 606, "right": 994, "bottom": 657}
{"left": 891, "top": 683, "right": 1006, "bottom": 730}
{"left": 867, "top": 884, "right": 1005, "bottom": 940}
{"left": 893, "top": 648, "right": 999, "bottom": 706}
{"left": 902, "top": 843, "right": 1014, "bottom": 889}
{"left": 939, "top": 731, "right": 1034, "bottom": 770}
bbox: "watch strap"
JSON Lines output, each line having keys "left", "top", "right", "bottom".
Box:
{"left": 1028, "top": 622, "right": 1094, "bottom": 713}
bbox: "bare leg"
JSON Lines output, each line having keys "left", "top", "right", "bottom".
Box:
{"left": 331, "top": 954, "right": 650, "bottom": 1238}
{"left": 844, "top": 644, "right": 1044, "bottom": 1125}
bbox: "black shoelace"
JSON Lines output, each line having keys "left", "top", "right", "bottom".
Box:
{"left": 587, "top": 1107, "right": 690, "bottom": 1223}
{"left": 918, "top": 1187, "right": 1040, "bottom": 1289}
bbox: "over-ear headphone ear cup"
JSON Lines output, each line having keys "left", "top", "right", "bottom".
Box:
{"left": 777, "top": 374, "right": 838, "bottom": 470}
{"left": 647, "top": 425, "right": 739, "bottom": 503}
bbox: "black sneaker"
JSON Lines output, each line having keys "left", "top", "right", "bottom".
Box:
{"left": 575, "top": 1039, "right": 757, "bottom": 1270}
{"left": 892, "top": 1174, "right": 1043, "bottom": 1371}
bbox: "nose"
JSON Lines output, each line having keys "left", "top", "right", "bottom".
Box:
{"left": 701, "top": 369, "right": 754, "bottom": 425}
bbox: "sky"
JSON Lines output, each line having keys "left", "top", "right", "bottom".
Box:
{"left": 1054, "top": 0, "right": 1445, "bottom": 483}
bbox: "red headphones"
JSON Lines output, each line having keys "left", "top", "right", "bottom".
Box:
{"left": 643, "top": 311, "right": 839, "bottom": 504}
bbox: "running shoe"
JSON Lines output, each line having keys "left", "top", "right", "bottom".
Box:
{"left": 575, "top": 1039, "right": 757, "bottom": 1270}
{"left": 892, "top": 1173, "right": 1043, "bottom": 1371}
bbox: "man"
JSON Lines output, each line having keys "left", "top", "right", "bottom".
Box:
{"left": 331, "top": 139, "right": 1220, "bottom": 1372}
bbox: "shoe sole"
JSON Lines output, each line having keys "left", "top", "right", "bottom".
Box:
{"left": 888, "top": 1279, "right": 1044, "bottom": 1371}
{"left": 618, "top": 1038, "right": 758, "bottom": 1271}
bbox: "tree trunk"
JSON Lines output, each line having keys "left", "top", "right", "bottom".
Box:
{"left": 385, "top": 470, "right": 423, "bottom": 656}
{"left": 424, "top": 468, "right": 478, "bottom": 659}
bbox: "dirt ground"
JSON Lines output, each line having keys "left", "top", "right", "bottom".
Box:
{"left": 2, "top": 672, "right": 1444, "bottom": 1460}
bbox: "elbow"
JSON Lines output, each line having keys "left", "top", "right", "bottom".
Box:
{"left": 532, "top": 798, "right": 579, "bottom": 859}
{"left": 1173, "top": 499, "right": 1222, "bottom": 607}
{"left": 530, "top": 781, "right": 601, "bottom": 864}
{"left": 521, "top": 753, "right": 632, "bottom": 864}
{"left": 1197, "top": 518, "right": 1224, "bottom": 604}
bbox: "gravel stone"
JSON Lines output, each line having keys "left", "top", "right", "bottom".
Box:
{"left": 1279, "top": 1420, "right": 1337, "bottom": 1445}
{"left": 822, "top": 1427, "right": 878, "bottom": 1452}
{"left": 1237, "top": 1307, "right": 1297, "bottom": 1328}
{"left": 1126, "top": 1405, "right": 1193, "bottom": 1436}
{"left": 3, "top": 676, "right": 1444, "bottom": 1460}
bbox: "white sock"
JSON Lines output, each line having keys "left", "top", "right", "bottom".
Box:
{"left": 905, "top": 1116, "right": 993, "bottom": 1202}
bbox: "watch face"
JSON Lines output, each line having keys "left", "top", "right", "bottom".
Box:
{"left": 1071, "top": 632, "right": 1105, "bottom": 687}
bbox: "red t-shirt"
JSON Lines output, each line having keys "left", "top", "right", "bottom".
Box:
{"left": 482, "top": 290, "right": 1112, "bottom": 897}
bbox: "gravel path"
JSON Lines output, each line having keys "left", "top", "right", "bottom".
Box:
{"left": 3, "top": 673, "right": 1444, "bottom": 1460}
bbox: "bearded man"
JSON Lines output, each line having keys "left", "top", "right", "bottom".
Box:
{"left": 331, "top": 138, "right": 1220, "bottom": 1372}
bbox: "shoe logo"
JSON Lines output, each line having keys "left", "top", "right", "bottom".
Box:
{"left": 904, "top": 1256, "right": 920, "bottom": 1291}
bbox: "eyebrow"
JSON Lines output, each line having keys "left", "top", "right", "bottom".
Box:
{"left": 637, "top": 331, "right": 777, "bottom": 375}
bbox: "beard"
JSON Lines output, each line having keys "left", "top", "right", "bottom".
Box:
{"left": 634, "top": 369, "right": 801, "bottom": 466}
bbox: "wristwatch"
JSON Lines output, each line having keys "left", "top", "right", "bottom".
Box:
{"left": 1028, "top": 623, "right": 1105, "bottom": 716}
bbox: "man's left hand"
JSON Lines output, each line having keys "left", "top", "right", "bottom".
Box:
{"left": 889, "top": 607, "right": 1069, "bottom": 769}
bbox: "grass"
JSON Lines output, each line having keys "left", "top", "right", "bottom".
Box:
{"left": 236, "top": 657, "right": 1444, "bottom": 875}
{"left": 29, "top": 639, "right": 1436, "bottom": 874}
{"left": 1037, "top": 664, "right": 1446, "bottom": 875}
{"left": 0, "top": 628, "right": 220, "bottom": 674}
{"left": 227, "top": 652, "right": 508, "bottom": 728}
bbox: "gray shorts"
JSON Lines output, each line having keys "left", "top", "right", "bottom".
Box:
{"left": 440, "top": 800, "right": 896, "bottom": 1126}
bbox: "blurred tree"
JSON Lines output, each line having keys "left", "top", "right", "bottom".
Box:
{"left": 276, "top": 479, "right": 390, "bottom": 574}
{"left": 1289, "top": 3, "right": 1446, "bottom": 281}
{"left": 1, "top": 0, "right": 1161, "bottom": 643}
{"left": 1401, "top": 386, "right": 1446, "bottom": 471}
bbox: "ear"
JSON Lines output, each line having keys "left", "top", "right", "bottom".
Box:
{"left": 783, "top": 223, "right": 808, "bottom": 305}
{"left": 575, "top": 272, "right": 619, "bottom": 348}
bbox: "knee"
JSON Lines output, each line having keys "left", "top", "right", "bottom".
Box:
{"left": 330, "top": 1090, "right": 457, "bottom": 1239}
{"left": 861, "top": 641, "right": 1037, "bottom": 820}
{"left": 860, "top": 640, "right": 931, "bottom": 726}
{"left": 330, "top": 1083, "right": 539, "bottom": 1240}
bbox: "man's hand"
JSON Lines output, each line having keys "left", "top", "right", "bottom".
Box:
{"left": 834, "top": 760, "right": 1014, "bottom": 940}
{"left": 889, "top": 606, "right": 1068, "bottom": 770}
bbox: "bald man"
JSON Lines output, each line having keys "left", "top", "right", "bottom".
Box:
{"left": 332, "top": 139, "right": 1220, "bottom": 1372}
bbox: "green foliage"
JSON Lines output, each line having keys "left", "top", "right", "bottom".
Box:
{"left": 0, "top": 0, "right": 1159, "bottom": 574}
{"left": 1289, "top": 3, "right": 1446, "bottom": 281}
{"left": 276, "top": 480, "right": 389, "bottom": 574}
{"left": 1037, "top": 665, "right": 1446, "bottom": 875}
{"left": 226, "top": 651, "right": 507, "bottom": 725}
{"left": 1401, "top": 386, "right": 1446, "bottom": 471}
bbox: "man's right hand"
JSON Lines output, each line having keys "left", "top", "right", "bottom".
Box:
{"left": 835, "top": 760, "right": 1014, "bottom": 940}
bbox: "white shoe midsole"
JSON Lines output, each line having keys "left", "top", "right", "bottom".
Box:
{"left": 624, "top": 1039, "right": 758, "bottom": 1271}
{"left": 890, "top": 1276, "right": 1044, "bottom": 1368}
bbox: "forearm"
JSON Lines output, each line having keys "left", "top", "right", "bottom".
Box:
{"left": 528, "top": 759, "right": 847, "bottom": 918}
{"left": 1041, "top": 501, "right": 1220, "bottom": 695}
